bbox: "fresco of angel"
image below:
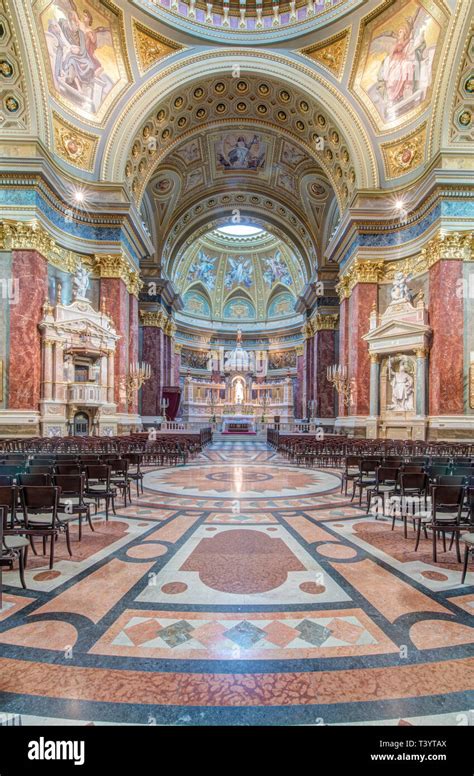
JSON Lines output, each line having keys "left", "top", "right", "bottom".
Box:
{"left": 262, "top": 251, "right": 293, "bottom": 287}
{"left": 361, "top": 1, "right": 441, "bottom": 124}
{"left": 187, "top": 251, "right": 217, "bottom": 290}
{"left": 42, "top": 0, "right": 118, "bottom": 115}
{"left": 225, "top": 257, "right": 253, "bottom": 289}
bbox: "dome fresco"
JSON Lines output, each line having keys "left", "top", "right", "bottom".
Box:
{"left": 174, "top": 227, "right": 304, "bottom": 324}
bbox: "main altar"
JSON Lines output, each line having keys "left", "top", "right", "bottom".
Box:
{"left": 181, "top": 331, "right": 294, "bottom": 428}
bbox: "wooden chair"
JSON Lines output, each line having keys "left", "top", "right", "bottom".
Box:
{"left": 53, "top": 474, "right": 95, "bottom": 541}
{"left": 1, "top": 502, "right": 28, "bottom": 589}
{"left": 84, "top": 465, "right": 116, "bottom": 521}
{"left": 414, "top": 485, "right": 465, "bottom": 563}
{"left": 20, "top": 485, "right": 68, "bottom": 570}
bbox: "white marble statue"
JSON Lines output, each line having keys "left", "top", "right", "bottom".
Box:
{"left": 388, "top": 357, "right": 414, "bottom": 411}
{"left": 73, "top": 263, "right": 90, "bottom": 300}
{"left": 390, "top": 271, "right": 413, "bottom": 303}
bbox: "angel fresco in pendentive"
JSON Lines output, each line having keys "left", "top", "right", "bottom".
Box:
{"left": 225, "top": 257, "right": 253, "bottom": 289}
{"left": 40, "top": 0, "right": 122, "bottom": 116}
{"left": 187, "top": 251, "right": 218, "bottom": 291}
{"left": 262, "top": 251, "right": 293, "bottom": 287}
{"left": 358, "top": 0, "right": 442, "bottom": 126}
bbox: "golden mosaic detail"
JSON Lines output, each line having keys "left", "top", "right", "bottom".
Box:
{"left": 132, "top": 20, "right": 183, "bottom": 73}
{"left": 449, "top": 27, "right": 474, "bottom": 144}
{"left": 381, "top": 123, "right": 427, "bottom": 180}
{"left": 298, "top": 28, "right": 350, "bottom": 80}
{"left": 52, "top": 113, "right": 99, "bottom": 172}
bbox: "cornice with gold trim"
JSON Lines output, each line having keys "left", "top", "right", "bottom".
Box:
{"left": 336, "top": 259, "right": 385, "bottom": 299}
{"left": 303, "top": 312, "right": 339, "bottom": 337}
{"left": 139, "top": 308, "right": 176, "bottom": 336}
{"left": 94, "top": 253, "right": 143, "bottom": 298}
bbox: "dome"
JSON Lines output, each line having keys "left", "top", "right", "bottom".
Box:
{"left": 172, "top": 225, "right": 307, "bottom": 329}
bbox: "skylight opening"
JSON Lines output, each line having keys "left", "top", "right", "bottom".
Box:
{"left": 216, "top": 225, "right": 264, "bottom": 237}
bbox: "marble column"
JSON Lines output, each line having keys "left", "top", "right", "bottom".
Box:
{"left": 369, "top": 353, "right": 380, "bottom": 417}
{"left": 42, "top": 340, "right": 53, "bottom": 401}
{"left": 174, "top": 346, "right": 181, "bottom": 386}
{"left": 53, "top": 340, "right": 65, "bottom": 402}
{"left": 337, "top": 296, "right": 349, "bottom": 417}
{"left": 304, "top": 335, "right": 313, "bottom": 416}
{"left": 415, "top": 347, "right": 428, "bottom": 416}
{"left": 106, "top": 352, "right": 115, "bottom": 404}
{"left": 314, "top": 327, "right": 337, "bottom": 418}
{"left": 429, "top": 260, "right": 464, "bottom": 415}
{"left": 8, "top": 250, "right": 48, "bottom": 410}
{"left": 141, "top": 324, "right": 163, "bottom": 416}
{"left": 128, "top": 294, "right": 139, "bottom": 414}
{"left": 295, "top": 348, "right": 304, "bottom": 419}
{"left": 347, "top": 283, "right": 378, "bottom": 416}
{"left": 100, "top": 278, "right": 129, "bottom": 413}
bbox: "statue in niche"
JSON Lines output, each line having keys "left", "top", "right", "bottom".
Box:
{"left": 390, "top": 271, "right": 413, "bottom": 304}
{"left": 73, "top": 263, "right": 90, "bottom": 300}
{"left": 388, "top": 356, "right": 414, "bottom": 411}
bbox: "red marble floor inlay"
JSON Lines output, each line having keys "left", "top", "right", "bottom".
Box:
{"left": 126, "top": 543, "right": 168, "bottom": 559}
{"left": 299, "top": 582, "right": 326, "bottom": 594}
{"left": 180, "top": 529, "right": 305, "bottom": 594}
{"left": 33, "top": 571, "right": 62, "bottom": 582}
{"left": 409, "top": 619, "right": 474, "bottom": 650}
{"left": 161, "top": 582, "right": 188, "bottom": 594}
{"left": 0, "top": 621, "right": 78, "bottom": 650}
{"left": 317, "top": 543, "right": 357, "bottom": 559}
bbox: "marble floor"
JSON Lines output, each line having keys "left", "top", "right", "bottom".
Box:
{"left": 0, "top": 441, "right": 473, "bottom": 726}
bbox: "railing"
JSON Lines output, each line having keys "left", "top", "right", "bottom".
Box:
{"left": 67, "top": 383, "right": 104, "bottom": 404}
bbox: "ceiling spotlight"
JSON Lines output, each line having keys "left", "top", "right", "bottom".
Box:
{"left": 73, "top": 190, "right": 85, "bottom": 203}
{"left": 395, "top": 199, "right": 404, "bottom": 210}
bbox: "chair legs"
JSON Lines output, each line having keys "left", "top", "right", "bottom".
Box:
{"left": 461, "top": 544, "right": 471, "bottom": 584}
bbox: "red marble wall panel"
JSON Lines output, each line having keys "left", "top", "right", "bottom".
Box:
{"left": 295, "top": 352, "right": 304, "bottom": 418}
{"left": 101, "top": 278, "right": 129, "bottom": 413}
{"left": 338, "top": 297, "right": 349, "bottom": 416}
{"left": 348, "top": 284, "right": 377, "bottom": 416}
{"left": 429, "top": 261, "right": 464, "bottom": 415}
{"left": 141, "top": 326, "right": 162, "bottom": 416}
{"left": 8, "top": 251, "right": 48, "bottom": 410}
{"left": 305, "top": 336, "right": 313, "bottom": 413}
{"left": 128, "top": 294, "right": 139, "bottom": 414}
{"left": 315, "top": 328, "right": 336, "bottom": 418}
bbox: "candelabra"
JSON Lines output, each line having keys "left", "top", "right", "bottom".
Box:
{"left": 160, "top": 398, "right": 169, "bottom": 419}
{"left": 327, "top": 364, "right": 351, "bottom": 407}
{"left": 124, "top": 362, "right": 151, "bottom": 404}
{"left": 258, "top": 390, "right": 271, "bottom": 422}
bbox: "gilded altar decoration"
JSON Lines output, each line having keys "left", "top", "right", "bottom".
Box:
{"left": 350, "top": 0, "right": 447, "bottom": 131}
{"left": 132, "top": 21, "right": 183, "bottom": 73}
{"left": 53, "top": 112, "right": 98, "bottom": 170}
{"left": 36, "top": 0, "right": 131, "bottom": 124}
{"left": 381, "top": 123, "right": 426, "bottom": 178}
{"left": 299, "top": 28, "right": 350, "bottom": 80}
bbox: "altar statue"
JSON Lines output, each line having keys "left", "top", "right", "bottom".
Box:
{"left": 390, "top": 271, "right": 413, "bottom": 303}
{"left": 235, "top": 380, "right": 244, "bottom": 404}
{"left": 388, "top": 357, "right": 414, "bottom": 411}
{"left": 73, "top": 263, "right": 90, "bottom": 300}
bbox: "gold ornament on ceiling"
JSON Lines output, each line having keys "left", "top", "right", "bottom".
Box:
{"left": 381, "top": 122, "right": 427, "bottom": 179}
{"left": 53, "top": 112, "right": 98, "bottom": 171}
{"left": 132, "top": 21, "right": 183, "bottom": 73}
{"left": 298, "top": 28, "right": 350, "bottom": 81}
{"left": 449, "top": 28, "right": 474, "bottom": 144}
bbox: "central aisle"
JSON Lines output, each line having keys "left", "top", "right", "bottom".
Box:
{"left": 0, "top": 440, "right": 472, "bottom": 726}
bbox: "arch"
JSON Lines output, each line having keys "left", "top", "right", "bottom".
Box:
{"left": 101, "top": 51, "right": 377, "bottom": 192}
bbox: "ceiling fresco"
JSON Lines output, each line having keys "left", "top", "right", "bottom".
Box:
{"left": 173, "top": 229, "right": 305, "bottom": 324}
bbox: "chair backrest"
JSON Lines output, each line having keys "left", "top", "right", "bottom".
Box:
{"left": 345, "top": 455, "right": 360, "bottom": 468}
{"left": 0, "top": 475, "right": 13, "bottom": 486}
{"left": 451, "top": 466, "right": 474, "bottom": 478}
{"left": 53, "top": 474, "right": 84, "bottom": 496}
{"left": 438, "top": 475, "right": 467, "bottom": 487}
{"left": 28, "top": 465, "right": 54, "bottom": 475}
{"left": 0, "top": 484, "right": 17, "bottom": 510}
{"left": 86, "top": 465, "right": 111, "bottom": 482}
{"left": 432, "top": 484, "right": 464, "bottom": 508}
{"left": 0, "top": 465, "right": 23, "bottom": 477}
{"left": 427, "top": 465, "right": 451, "bottom": 480}
{"left": 360, "top": 459, "right": 378, "bottom": 474}
{"left": 111, "top": 459, "right": 128, "bottom": 473}
{"left": 400, "top": 472, "right": 428, "bottom": 492}
{"left": 402, "top": 464, "right": 424, "bottom": 473}
{"left": 18, "top": 473, "right": 51, "bottom": 486}
{"left": 20, "top": 486, "right": 60, "bottom": 525}
{"left": 377, "top": 467, "right": 399, "bottom": 483}
{"left": 56, "top": 464, "right": 81, "bottom": 475}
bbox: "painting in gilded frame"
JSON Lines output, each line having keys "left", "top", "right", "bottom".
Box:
{"left": 351, "top": 0, "right": 447, "bottom": 131}
{"left": 35, "top": 0, "right": 130, "bottom": 124}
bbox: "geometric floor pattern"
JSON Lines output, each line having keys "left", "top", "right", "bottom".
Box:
{"left": 0, "top": 441, "right": 473, "bottom": 726}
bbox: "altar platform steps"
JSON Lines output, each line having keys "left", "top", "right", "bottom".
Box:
{"left": 212, "top": 431, "right": 267, "bottom": 442}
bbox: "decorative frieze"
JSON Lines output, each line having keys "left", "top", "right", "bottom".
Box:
{"left": 139, "top": 307, "right": 175, "bottom": 336}
{"left": 302, "top": 313, "right": 339, "bottom": 337}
